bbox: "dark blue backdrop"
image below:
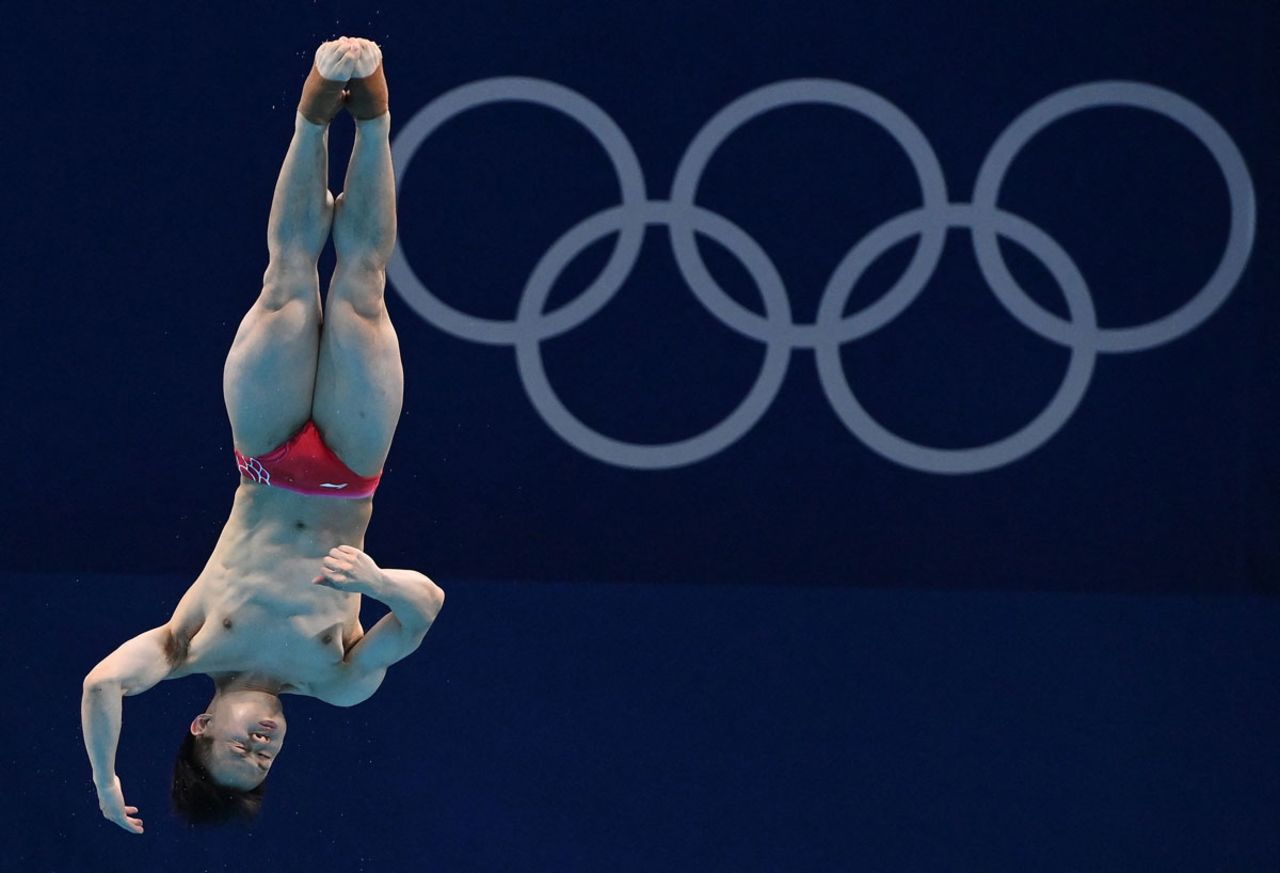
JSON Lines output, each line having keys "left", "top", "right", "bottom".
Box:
{"left": 4, "top": 1, "right": 1277, "bottom": 869}
{"left": 5, "top": 0, "right": 1277, "bottom": 595}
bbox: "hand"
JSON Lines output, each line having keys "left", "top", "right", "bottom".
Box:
{"left": 96, "top": 774, "right": 143, "bottom": 834}
{"left": 313, "top": 545, "right": 384, "bottom": 595}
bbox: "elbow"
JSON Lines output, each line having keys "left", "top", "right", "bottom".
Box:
{"left": 428, "top": 581, "right": 445, "bottom": 620}
{"left": 82, "top": 674, "right": 119, "bottom": 695}
{"left": 422, "top": 576, "right": 445, "bottom": 620}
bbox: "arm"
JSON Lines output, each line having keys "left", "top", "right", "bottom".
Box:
{"left": 367, "top": 567, "right": 446, "bottom": 637}
{"left": 81, "top": 624, "right": 178, "bottom": 833}
{"left": 312, "top": 548, "right": 445, "bottom": 704}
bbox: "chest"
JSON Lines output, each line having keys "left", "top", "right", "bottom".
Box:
{"left": 183, "top": 602, "right": 356, "bottom": 683}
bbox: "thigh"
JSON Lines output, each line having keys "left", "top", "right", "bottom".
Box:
{"left": 223, "top": 288, "right": 323, "bottom": 457}
{"left": 311, "top": 282, "right": 404, "bottom": 478}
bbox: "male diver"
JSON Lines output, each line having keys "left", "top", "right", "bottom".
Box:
{"left": 81, "top": 37, "right": 444, "bottom": 831}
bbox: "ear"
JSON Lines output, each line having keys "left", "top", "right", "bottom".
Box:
{"left": 190, "top": 712, "right": 212, "bottom": 736}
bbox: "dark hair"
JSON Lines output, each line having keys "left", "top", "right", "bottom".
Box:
{"left": 171, "top": 732, "right": 266, "bottom": 826}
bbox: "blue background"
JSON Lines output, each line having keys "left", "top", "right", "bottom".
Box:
{"left": 4, "top": 0, "right": 1277, "bottom": 869}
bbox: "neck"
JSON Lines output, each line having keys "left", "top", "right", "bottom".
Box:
{"left": 211, "top": 671, "right": 290, "bottom": 696}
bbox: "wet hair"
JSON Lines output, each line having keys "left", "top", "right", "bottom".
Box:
{"left": 171, "top": 732, "right": 266, "bottom": 826}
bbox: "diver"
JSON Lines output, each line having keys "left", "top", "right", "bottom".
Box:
{"left": 80, "top": 36, "right": 444, "bottom": 831}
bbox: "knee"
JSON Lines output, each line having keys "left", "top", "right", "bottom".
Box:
{"left": 260, "top": 257, "right": 320, "bottom": 310}
{"left": 329, "top": 262, "right": 387, "bottom": 319}
{"left": 332, "top": 193, "right": 396, "bottom": 267}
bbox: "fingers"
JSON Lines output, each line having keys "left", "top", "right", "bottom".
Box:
{"left": 313, "top": 546, "right": 361, "bottom": 587}
{"left": 314, "top": 563, "right": 349, "bottom": 588}
{"left": 106, "top": 809, "right": 143, "bottom": 834}
{"left": 326, "top": 546, "right": 358, "bottom": 564}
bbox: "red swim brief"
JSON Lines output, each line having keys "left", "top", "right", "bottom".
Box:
{"left": 234, "top": 419, "right": 382, "bottom": 499}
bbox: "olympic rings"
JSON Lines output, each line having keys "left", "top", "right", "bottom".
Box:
{"left": 388, "top": 77, "right": 1256, "bottom": 473}
{"left": 970, "top": 81, "right": 1255, "bottom": 353}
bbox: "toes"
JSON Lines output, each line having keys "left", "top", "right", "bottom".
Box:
{"left": 315, "top": 41, "right": 341, "bottom": 67}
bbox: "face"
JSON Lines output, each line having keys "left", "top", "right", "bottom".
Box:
{"left": 191, "top": 695, "right": 287, "bottom": 790}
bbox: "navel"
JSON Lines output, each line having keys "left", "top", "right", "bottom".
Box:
{"left": 295, "top": 521, "right": 307, "bottom": 530}
{"left": 222, "top": 618, "right": 233, "bottom": 630}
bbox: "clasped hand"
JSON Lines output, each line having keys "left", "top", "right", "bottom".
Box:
{"left": 312, "top": 544, "right": 385, "bottom": 595}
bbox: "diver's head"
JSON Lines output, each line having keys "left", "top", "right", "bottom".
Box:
{"left": 190, "top": 688, "right": 287, "bottom": 788}
{"left": 171, "top": 688, "right": 285, "bottom": 824}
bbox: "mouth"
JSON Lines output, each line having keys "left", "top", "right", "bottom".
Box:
{"left": 258, "top": 720, "right": 279, "bottom": 731}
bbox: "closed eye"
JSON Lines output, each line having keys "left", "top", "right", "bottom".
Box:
{"left": 232, "top": 743, "right": 271, "bottom": 771}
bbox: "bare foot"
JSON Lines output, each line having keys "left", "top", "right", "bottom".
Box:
{"left": 343, "top": 38, "right": 388, "bottom": 120}
{"left": 345, "top": 37, "right": 383, "bottom": 79}
{"left": 314, "top": 37, "right": 362, "bottom": 82}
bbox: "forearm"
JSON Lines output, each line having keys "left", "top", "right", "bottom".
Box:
{"left": 81, "top": 680, "right": 124, "bottom": 786}
{"left": 371, "top": 568, "right": 444, "bottom": 633}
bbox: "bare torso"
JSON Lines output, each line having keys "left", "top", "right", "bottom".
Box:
{"left": 159, "top": 37, "right": 402, "bottom": 704}
{"left": 166, "top": 479, "right": 374, "bottom": 698}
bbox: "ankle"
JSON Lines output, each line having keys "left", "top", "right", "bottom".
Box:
{"left": 354, "top": 112, "right": 391, "bottom": 134}
{"left": 295, "top": 111, "right": 330, "bottom": 132}
{"left": 345, "top": 61, "right": 389, "bottom": 121}
{"left": 297, "top": 62, "right": 349, "bottom": 127}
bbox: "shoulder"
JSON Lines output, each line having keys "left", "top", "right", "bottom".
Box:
{"left": 85, "top": 624, "right": 186, "bottom": 695}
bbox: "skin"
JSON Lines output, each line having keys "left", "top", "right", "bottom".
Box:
{"left": 80, "top": 38, "right": 445, "bottom": 834}
{"left": 191, "top": 690, "right": 287, "bottom": 791}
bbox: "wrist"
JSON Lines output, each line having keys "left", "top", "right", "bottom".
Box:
{"left": 367, "top": 569, "right": 392, "bottom": 599}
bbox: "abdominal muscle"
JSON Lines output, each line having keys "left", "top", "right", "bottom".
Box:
{"left": 168, "top": 481, "right": 373, "bottom": 691}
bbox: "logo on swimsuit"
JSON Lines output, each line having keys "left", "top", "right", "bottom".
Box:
{"left": 238, "top": 456, "right": 271, "bottom": 485}
{"left": 320, "top": 483, "right": 350, "bottom": 489}
{"left": 387, "top": 78, "right": 1256, "bottom": 473}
